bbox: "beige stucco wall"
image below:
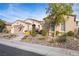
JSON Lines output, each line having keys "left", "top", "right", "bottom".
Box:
{"left": 6, "top": 25, "right": 12, "bottom": 32}
{"left": 11, "top": 20, "right": 43, "bottom": 33}
{"left": 65, "top": 16, "right": 76, "bottom": 32}
{"left": 50, "top": 15, "right": 77, "bottom": 33}
{"left": 11, "top": 21, "right": 32, "bottom": 33}
{"left": 57, "top": 15, "right": 76, "bottom": 32}
{"left": 25, "top": 20, "right": 42, "bottom": 30}
{"left": 55, "top": 24, "right": 61, "bottom": 32}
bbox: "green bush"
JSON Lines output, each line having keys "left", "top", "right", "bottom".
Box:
{"left": 56, "top": 35, "right": 67, "bottom": 43}
{"left": 41, "top": 29, "right": 48, "bottom": 36}
{"left": 67, "top": 31, "right": 74, "bottom": 36}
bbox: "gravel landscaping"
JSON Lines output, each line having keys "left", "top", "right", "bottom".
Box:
{"left": 0, "top": 33, "right": 79, "bottom": 51}
{"left": 0, "top": 33, "right": 17, "bottom": 39}
{"left": 21, "top": 34, "right": 79, "bottom": 51}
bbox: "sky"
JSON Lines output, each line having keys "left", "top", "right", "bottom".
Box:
{"left": 0, "top": 3, "right": 79, "bottom": 22}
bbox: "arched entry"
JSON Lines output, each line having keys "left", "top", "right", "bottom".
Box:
{"left": 32, "top": 24, "right": 36, "bottom": 29}
{"left": 13, "top": 24, "right": 24, "bottom": 33}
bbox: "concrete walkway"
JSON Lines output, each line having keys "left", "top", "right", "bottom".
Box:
{"left": 0, "top": 39, "right": 79, "bottom": 56}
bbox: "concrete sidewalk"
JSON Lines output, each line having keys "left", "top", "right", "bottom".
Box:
{"left": 0, "top": 39, "right": 79, "bottom": 56}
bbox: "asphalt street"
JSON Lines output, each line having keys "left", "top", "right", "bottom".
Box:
{"left": 0, "top": 44, "right": 43, "bottom": 56}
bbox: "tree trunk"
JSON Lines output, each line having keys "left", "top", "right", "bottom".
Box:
{"left": 48, "top": 24, "right": 51, "bottom": 36}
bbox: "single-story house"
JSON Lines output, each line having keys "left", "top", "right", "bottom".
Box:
{"left": 11, "top": 19, "right": 43, "bottom": 34}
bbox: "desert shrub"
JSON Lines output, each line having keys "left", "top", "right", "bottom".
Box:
{"left": 39, "top": 30, "right": 42, "bottom": 34}
{"left": 67, "top": 31, "right": 74, "bottom": 36}
{"left": 65, "top": 38, "right": 79, "bottom": 50}
{"left": 41, "top": 29, "right": 48, "bottom": 36}
{"left": 56, "top": 35, "right": 67, "bottom": 43}
{"left": 51, "top": 33, "right": 54, "bottom": 37}
{"left": 75, "top": 35, "right": 79, "bottom": 39}
{"left": 56, "top": 31, "right": 60, "bottom": 36}
{"left": 10, "top": 34, "right": 16, "bottom": 38}
{"left": 49, "top": 39, "right": 55, "bottom": 43}
{"left": 21, "top": 38, "right": 31, "bottom": 42}
{"left": 3, "top": 34, "right": 16, "bottom": 39}
{"left": 38, "top": 37, "right": 46, "bottom": 40}
{"left": 22, "top": 36, "right": 27, "bottom": 40}
{"left": 2, "top": 28, "right": 9, "bottom": 33}
{"left": 36, "top": 29, "right": 40, "bottom": 34}
{"left": 24, "top": 30, "right": 30, "bottom": 36}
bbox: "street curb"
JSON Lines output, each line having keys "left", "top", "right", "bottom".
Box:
{"left": 0, "top": 39, "right": 79, "bottom": 56}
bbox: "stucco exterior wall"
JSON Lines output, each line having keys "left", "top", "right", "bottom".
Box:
{"left": 55, "top": 24, "right": 61, "bottom": 32}
{"left": 25, "top": 20, "right": 42, "bottom": 30}
{"left": 11, "top": 20, "right": 43, "bottom": 33}
{"left": 11, "top": 21, "right": 32, "bottom": 33}
{"left": 54, "top": 15, "right": 76, "bottom": 33}
{"left": 65, "top": 16, "right": 76, "bottom": 32}
{"left": 6, "top": 25, "right": 12, "bottom": 32}
{"left": 50, "top": 15, "right": 77, "bottom": 36}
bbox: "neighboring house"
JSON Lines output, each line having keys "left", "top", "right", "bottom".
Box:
{"left": 11, "top": 19, "right": 43, "bottom": 34}
{"left": 44, "top": 15, "right": 77, "bottom": 36}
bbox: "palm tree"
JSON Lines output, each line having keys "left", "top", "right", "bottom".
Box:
{"left": 0, "top": 19, "right": 6, "bottom": 32}
{"left": 44, "top": 3, "right": 73, "bottom": 35}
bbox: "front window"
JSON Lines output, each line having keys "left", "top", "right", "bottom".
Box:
{"left": 61, "top": 23, "right": 65, "bottom": 31}
{"left": 51, "top": 24, "right": 55, "bottom": 31}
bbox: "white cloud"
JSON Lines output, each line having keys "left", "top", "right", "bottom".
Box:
{"left": 0, "top": 4, "right": 47, "bottom": 22}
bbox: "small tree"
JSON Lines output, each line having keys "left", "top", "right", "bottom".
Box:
{"left": 31, "top": 24, "right": 36, "bottom": 36}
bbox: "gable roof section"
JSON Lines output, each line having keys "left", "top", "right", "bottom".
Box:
{"left": 14, "top": 20, "right": 32, "bottom": 25}
{"left": 5, "top": 21, "right": 12, "bottom": 26}
{"left": 24, "top": 18, "right": 43, "bottom": 23}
